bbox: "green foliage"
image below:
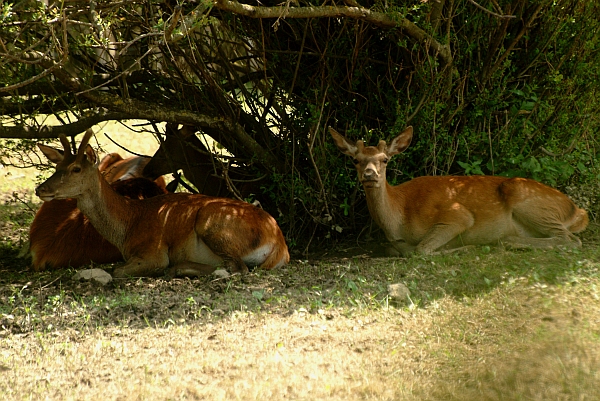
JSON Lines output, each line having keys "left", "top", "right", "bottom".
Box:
{"left": 499, "top": 155, "right": 576, "bottom": 186}
{"left": 457, "top": 159, "right": 484, "bottom": 176}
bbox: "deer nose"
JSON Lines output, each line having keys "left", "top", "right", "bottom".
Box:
{"left": 363, "top": 167, "right": 377, "bottom": 180}
{"left": 35, "top": 183, "right": 55, "bottom": 200}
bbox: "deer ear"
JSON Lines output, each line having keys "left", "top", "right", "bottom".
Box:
{"left": 387, "top": 126, "right": 413, "bottom": 156}
{"left": 37, "top": 144, "right": 65, "bottom": 164}
{"left": 84, "top": 144, "right": 97, "bottom": 165}
{"left": 329, "top": 127, "right": 358, "bottom": 157}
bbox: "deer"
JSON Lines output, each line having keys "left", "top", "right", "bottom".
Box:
{"left": 330, "top": 126, "right": 589, "bottom": 256}
{"left": 35, "top": 129, "right": 290, "bottom": 278}
{"left": 142, "top": 124, "right": 263, "bottom": 199}
{"left": 29, "top": 153, "right": 168, "bottom": 271}
{"left": 99, "top": 152, "right": 166, "bottom": 190}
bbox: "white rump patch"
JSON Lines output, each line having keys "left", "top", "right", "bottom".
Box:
{"left": 243, "top": 244, "right": 274, "bottom": 266}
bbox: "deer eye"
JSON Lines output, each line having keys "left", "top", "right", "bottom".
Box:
{"left": 72, "top": 166, "right": 81, "bottom": 173}
{"left": 352, "top": 159, "right": 359, "bottom": 165}
{"left": 383, "top": 158, "right": 389, "bottom": 164}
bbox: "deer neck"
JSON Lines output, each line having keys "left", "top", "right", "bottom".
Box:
{"left": 363, "top": 180, "right": 405, "bottom": 237}
{"left": 75, "top": 171, "right": 131, "bottom": 250}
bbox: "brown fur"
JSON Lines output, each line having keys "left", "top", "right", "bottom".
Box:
{"left": 35, "top": 130, "right": 289, "bottom": 278}
{"left": 142, "top": 124, "right": 261, "bottom": 198}
{"left": 330, "top": 126, "right": 588, "bottom": 255}
{"left": 100, "top": 153, "right": 167, "bottom": 191}
{"left": 30, "top": 155, "right": 168, "bottom": 271}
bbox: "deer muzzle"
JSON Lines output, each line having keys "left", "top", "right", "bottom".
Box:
{"left": 35, "top": 184, "right": 56, "bottom": 201}
{"left": 35, "top": 175, "right": 62, "bottom": 201}
{"left": 362, "top": 167, "right": 378, "bottom": 181}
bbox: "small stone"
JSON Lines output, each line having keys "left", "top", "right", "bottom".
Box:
{"left": 387, "top": 283, "right": 411, "bottom": 303}
{"left": 213, "top": 269, "right": 230, "bottom": 279}
{"left": 72, "top": 268, "right": 113, "bottom": 285}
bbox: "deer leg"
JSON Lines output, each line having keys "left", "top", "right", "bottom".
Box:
{"left": 388, "top": 240, "right": 416, "bottom": 257}
{"left": 415, "top": 208, "right": 475, "bottom": 254}
{"left": 222, "top": 257, "right": 250, "bottom": 274}
{"left": 167, "top": 262, "right": 218, "bottom": 278}
{"left": 509, "top": 210, "right": 582, "bottom": 249}
{"left": 428, "top": 245, "right": 477, "bottom": 255}
{"left": 415, "top": 223, "right": 470, "bottom": 254}
{"left": 502, "top": 235, "right": 581, "bottom": 250}
{"left": 392, "top": 241, "right": 474, "bottom": 256}
{"left": 112, "top": 256, "right": 168, "bottom": 278}
{"left": 195, "top": 229, "right": 250, "bottom": 274}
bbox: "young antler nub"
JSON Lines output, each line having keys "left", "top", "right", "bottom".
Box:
{"left": 59, "top": 135, "right": 72, "bottom": 156}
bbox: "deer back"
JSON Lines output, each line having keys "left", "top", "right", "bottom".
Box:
{"left": 100, "top": 153, "right": 167, "bottom": 191}
{"left": 115, "top": 193, "right": 290, "bottom": 271}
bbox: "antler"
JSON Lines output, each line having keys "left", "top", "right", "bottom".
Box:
{"left": 75, "top": 129, "right": 94, "bottom": 164}
{"left": 356, "top": 140, "right": 365, "bottom": 153}
{"left": 59, "top": 135, "right": 72, "bottom": 156}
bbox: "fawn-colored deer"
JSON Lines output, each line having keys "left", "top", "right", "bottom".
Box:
{"left": 35, "top": 129, "right": 289, "bottom": 277}
{"left": 30, "top": 152, "right": 168, "bottom": 270}
{"left": 330, "top": 126, "right": 588, "bottom": 255}
{"left": 98, "top": 152, "right": 167, "bottom": 189}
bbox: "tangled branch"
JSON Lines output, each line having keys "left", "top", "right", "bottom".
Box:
{"left": 212, "top": 0, "right": 453, "bottom": 67}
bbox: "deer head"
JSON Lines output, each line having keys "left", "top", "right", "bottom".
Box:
{"left": 36, "top": 129, "right": 97, "bottom": 201}
{"left": 329, "top": 126, "right": 413, "bottom": 189}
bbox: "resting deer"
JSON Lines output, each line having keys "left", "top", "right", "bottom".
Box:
{"left": 30, "top": 153, "right": 168, "bottom": 270}
{"left": 330, "top": 126, "right": 588, "bottom": 255}
{"left": 99, "top": 152, "right": 167, "bottom": 189}
{"left": 142, "top": 124, "right": 263, "bottom": 199}
{"left": 35, "top": 129, "right": 290, "bottom": 278}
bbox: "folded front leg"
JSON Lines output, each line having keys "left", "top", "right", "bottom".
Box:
{"left": 167, "top": 262, "right": 218, "bottom": 278}
{"left": 112, "top": 256, "right": 169, "bottom": 278}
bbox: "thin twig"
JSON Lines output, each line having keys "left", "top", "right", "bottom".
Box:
{"left": 75, "top": 47, "right": 155, "bottom": 96}
{"left": 117, "top": 32, "right": 163, "bottom": 57}
{"left": 223, "top": 165, "right": 245, "bottom": 201}
{"left": 0, "top": 62, "right": 62, "bottom": 92}
{"left": 308, "top": 85, "right": 331, "bottom": 219}
{"left": 40, "top": 273, "right": 67, "bottom": 290}
{"left": 165, "top": 6, "right": 182, "bottom": 41}
{"left": 466, "top": 0, "right": 516, "bottom": 19}
{"left": 540, "top": 135, "right": 579, "bottom": 157}
{"left": 103, "top": 133, "right": 149, "bottom": 158}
